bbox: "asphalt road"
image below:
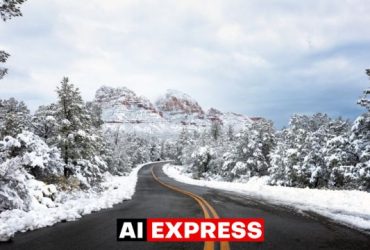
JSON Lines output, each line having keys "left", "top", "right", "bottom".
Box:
{"left": 1, "top": 162, "right": 370, "bottom": 250}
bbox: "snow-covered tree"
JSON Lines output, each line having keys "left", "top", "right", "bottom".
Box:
{"left": 350, "top": 115, "right": 370, "bottom": 190}
{"left": 53, "top": 77, "right": 107, "bottom": 184}
{"left": 103, "top": 128, "right": 166, "bottom": 175}
{"left": 86, "top": 101, "right": 104, "bottom": 129}
{"left": 350, "top": 72, "right": 370, "bottom": 190}
{"left": 325, "top": 135, "right": 358, "bottom": 188}
{"left": 0, "top": 50, "right": 9, "bottom": 79}
{"left": 176, "top": 119, "right": 276, "bottom": 182}
{"left": 31, "top": 104, "right": 58, "bottom": 143}
{"left": 268, "top": 114, "right": 353, "bottom": 188}
{"left": 160, "top": 139, "right": 177, "bottom": 160}
{"left": 230, "top": 120, "right": 275, "bottom": 179}
{"left": 357, "top": 69, "right": 370, "bottom": 111}
{"left": 190, "top": 146, "right": 214, "bottom": 179}
{"left": 176, "top": 128, "right": 194, "bottom": 164}
{"left": 210, "top": 121, "right": 222, "bottom": 141}
{"left": 0, "top": 98, "right": 30, "bottom": 138}
{"left": 269, "top": 130, "right": 295, "bottom": 186}
{"left": 103, "top": 127, "right": 132, "bottom": 175}
{"left": 0, "top": 0, "right": 27, "bottom": 79}
{"left": 0, "top": 0, "right": 26, "bottom": 21}
{"left": 226, "top": 125, "right": 235, "bottom": 141}
{"left": 149, "top": 139, "right": 161, "bottom": 161}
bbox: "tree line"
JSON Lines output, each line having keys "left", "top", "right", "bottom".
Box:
{"left": 0, "top": 77, "right": 164, "bottom": 212}
{"left": 172, "top": 70, "right": 370, "bottom": 191}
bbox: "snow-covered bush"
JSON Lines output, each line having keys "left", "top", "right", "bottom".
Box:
{"left": 190, "top": 146, "right": 214, "bottom": 179}
{"left": 0, "top": 160, "right": 31, "bottom": 212}
{"left": 0, "top": 131, "right": 63, "bottom": 177}
{"left": 0, "top": 131, "right": 63, "bottom": 212}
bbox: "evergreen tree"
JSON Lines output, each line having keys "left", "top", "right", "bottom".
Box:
{"left": 86, "top": 101, "right": 104, "bottom": 129}
{"left": 350, "top": 69, "right": 370, "bottom": 190}
{"left": 54, "top": 77, "right": 106, "bottom": 184}
{"left": 231, "top": 120, "right": 275, "bottom": 179}
{"left": 269, "top": 130, "right": 294, "bottom": 186}
{"left": 0, "top": 51, "right": 9, "bottom": 79}
{"left": 0, "top": 0, "right": 26, "bottom": 21}
{"left": 31, "top": 104, "right": 58, "bottom": 143}
{"left": 1, "top": 0, "right": 27, "bottom": 79}
{"left": 190, "top": 146, "right": 214, "bottom": 179}
{"left": 227, "top": 125, "right": 234, "bottom": 141}
{"left": 176, "top": 128, "right": 191, "bottom": 164}
{"left": 0, "top": 97, "right": 30, "bottom": 138}
{"left": 210, "top": 121, "right": 222, "bottom": 141}
{"left": 357, "top": 69, "right": 370, "bottom": 111}
{"left": 55, "top": 77, "right": 85, "bottom": 165}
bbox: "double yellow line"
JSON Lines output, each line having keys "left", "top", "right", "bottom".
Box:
{"left": 151, "top": 166, "right": 231, "bottom": 250}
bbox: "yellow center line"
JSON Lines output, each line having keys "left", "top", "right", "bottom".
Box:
{"left": 151, "top": 166, "right": 214, "bottom": 250}
{"left": 151, "top": 165, "right": 231, "bottom": 250}
{"left": 196, "top": 198, "right": 230, "bottom": 250}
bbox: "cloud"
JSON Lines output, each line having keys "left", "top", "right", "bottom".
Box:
{"left": 0, "top": 0, "right": 370, "bottom": 127}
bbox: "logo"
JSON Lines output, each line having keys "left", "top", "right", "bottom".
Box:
{"left": 117, "top": 218, "right": 264, "bottom": 242}
{"left": 117, "top": 219, "right": 147, "bottom": 241}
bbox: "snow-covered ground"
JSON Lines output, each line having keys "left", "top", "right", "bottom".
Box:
{"left": 0, "top": 163, "right": 148, "bottom": 241}
{"left": 164, "top": 164, "right": 370, "bottom": 233}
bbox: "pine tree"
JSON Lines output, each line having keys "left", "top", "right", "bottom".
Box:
{"left": 0, "top": 51, "right": 9, "bottom": 79}
{"left": 190, "top": 146, "right": 214, "bottom": 179}
{"left": 231, "top": 120, "right": 275, "bottom": 179}
{"left": 86, "top": 101, "right": 104, "bottom": 129}
{"left": 54, "top": 77, "right": 106, "bottom": 183}
{"left": 210, "top": 121, "right": 222, "bottom": 141}
{"left": 176, "top": 128, "right": 191, "bottom": 164}
{"left": 55, "top": 77, "right": 85, "bottom": 165}
{"left": 357, "top": 69, "right": 370, "bottom": 111}
{"left": 350, "top": 69, "right": 370, "bottom": 190}
{"left": 32, "top": 104, "right": 58, "bottom": 143}
{"left": 227, "top": 125, "right": 234, "bottom": 141}
{"left": 0, "top": 0, "right": 26, "bottom": 21}
{"left": 1, "top": 0, "right": 27, "bottom": 79}
{"left": 0, "top": 97, "right": 30, "bottom": 138}
{"left": 269, "top": 130, "right": 293, "bottom": 186}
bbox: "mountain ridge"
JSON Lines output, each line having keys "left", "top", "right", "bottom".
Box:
{"left": 94, "top": 86, "right": 252, "bottom": 137}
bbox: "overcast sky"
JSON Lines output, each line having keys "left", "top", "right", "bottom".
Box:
{"left": 1, "top": 0, "right": 370, "bottom": 127}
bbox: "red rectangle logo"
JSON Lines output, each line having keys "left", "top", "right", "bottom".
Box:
{"left": 147, "top": 218, "right": 264, "bottom": 242}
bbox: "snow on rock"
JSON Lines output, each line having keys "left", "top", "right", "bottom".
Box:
{"left": 164, "top": 164, "right": 370, "bottom": 232}
{"left": 156, "top": 89, "right": 205, "bottom": 117}
{"left": 94, "top": 86, "right": 252, "bottom": 138}
{"left": 0, "top": 163, "right": 146, "bottom": 241}
{"left": 95, "top": 86, "right": 163, "bottom": 124}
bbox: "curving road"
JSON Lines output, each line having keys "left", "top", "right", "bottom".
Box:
{"left": 1, "top": 162, "right": 370, "bottom": 250}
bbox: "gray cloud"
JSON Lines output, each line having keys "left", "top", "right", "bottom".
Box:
{"left": 0, "top": 0, "right": 369, "bottom": 127}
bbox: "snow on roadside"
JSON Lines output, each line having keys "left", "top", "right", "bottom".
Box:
{"left": 0, "top": 163, "right": 147, "bottom": 241}
{"left": 164, "top": 164, "right": 370, "bottom": 232}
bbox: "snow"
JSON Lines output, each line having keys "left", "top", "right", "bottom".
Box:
{"left": 164, "top": 89, "right": 196, "bottom": 102}
{"left": 0, "top": 163, "right": 147, "bottom": 241}
{"left": 95, "top": 86, "right": 251, "bottom": 138}
{"left": 164, "top": 164, "right": 370, "bottom": 232}
{"left": 1, "top": 136, "right": 21, "bottom": 148}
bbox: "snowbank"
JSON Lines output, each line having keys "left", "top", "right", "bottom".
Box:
{"left": 164, "top": 164, "right": 370, "bottom": 232}
{"left": 0, "top": 163, "right": 147, "bottom": 241}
